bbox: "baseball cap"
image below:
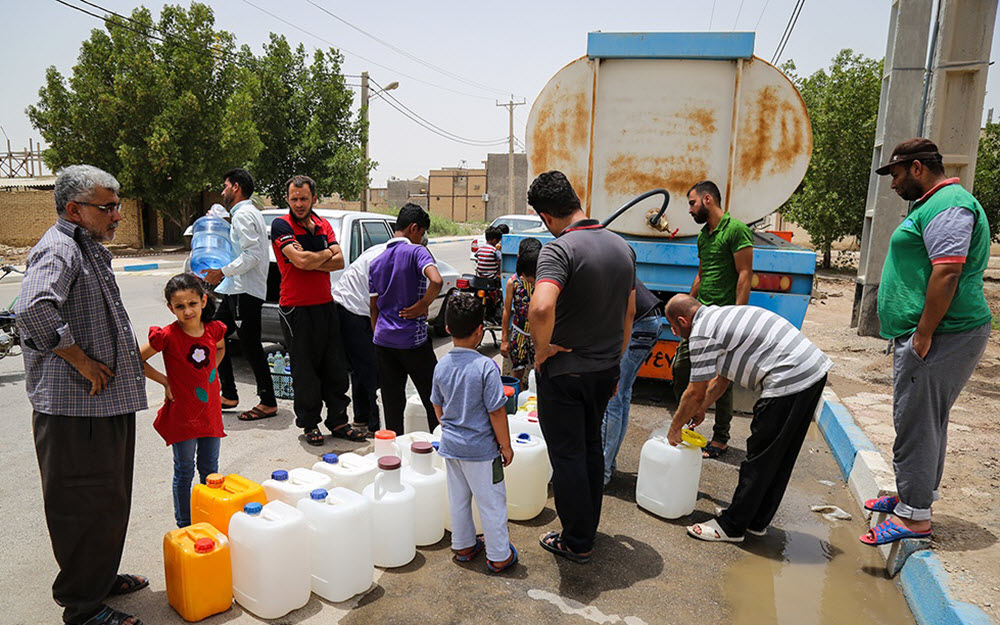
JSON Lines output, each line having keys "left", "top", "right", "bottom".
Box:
{"left": 875, "top": 138, "right": 942, "bottom": 175}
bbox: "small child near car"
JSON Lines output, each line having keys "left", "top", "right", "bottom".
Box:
{"left": 431, "top": 293, "right": 518, "bottom": 572}
{"left": 474, "top": 226, "right": 503, "bottom": 280}
{"left": 501, "top": 238, "right": 540, "bottom": 391}
{"left": 140, "top": 273, "right": 227, "bottom": 528}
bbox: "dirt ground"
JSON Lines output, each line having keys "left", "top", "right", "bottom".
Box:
{"left": 805, "top": 267, "right": 1000, "bottom": 620}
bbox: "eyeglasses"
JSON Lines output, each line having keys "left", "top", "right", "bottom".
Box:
{"left": 76, "top": 201, "right": 122, "bottom": 213}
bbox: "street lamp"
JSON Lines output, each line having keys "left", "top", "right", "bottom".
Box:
{"left": 361, "top": 73, "right": 399, "bottom": 212}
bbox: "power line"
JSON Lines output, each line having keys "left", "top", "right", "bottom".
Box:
{"left": 772, "top": 0, "right": 806, "bottom": 64}
{"left": 709, "top": 0, "right": 717, "bottom": 29}
{"left": 306, "top": 0, "right": 516, "bottom": 99}
{"left": 238, "top": 0, "right": 495, "bottom": 101}
{"left": 754, "top": 0, "right": 773, "bottom": 30}
{"left": 377, "top": 95, "right": 508, "bottom": 147}
{"left": 72, "top": 0, "right": 229, "bottom": 57}
{"left": 732, "top": 0, "right": 747, "bottom": 30}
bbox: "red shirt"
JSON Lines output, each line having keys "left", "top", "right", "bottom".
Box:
{"left": 148, "top": 321, "right": 227, "bottom": 446}
{"left": 270, "top": 213, "right": 338, "bottom": 307}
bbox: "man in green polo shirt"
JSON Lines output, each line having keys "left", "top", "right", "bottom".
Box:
{"left": 859, "top": 138, "right": 992, "bottom": 547}
{"left": 672, "top": 180, "right": 754, "bottom": 459}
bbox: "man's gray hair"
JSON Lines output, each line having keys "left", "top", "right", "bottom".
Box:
{"left": 54, "top": 165, "right": 120, "bottom": 216}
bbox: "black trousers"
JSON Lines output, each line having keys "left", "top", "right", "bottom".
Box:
{"left": 216, "top": 293, "right": 276, "bottom": 408}
{"left": 278, "top": 302, "right": 351, "bottom": 431}
{"left": 375, "top": 340, "right": 439, "bottom": 435}
{"left": 717, "top": 375, "right": 828, "bottom": 538}
{"left": 33, "top": 412, "right": 135, "bottom": 624}
{"left": 537, "top": 365, "right": 619, "bottom": 554}
{"left": 336, "top": 304, "right": 381, "bottom": 431}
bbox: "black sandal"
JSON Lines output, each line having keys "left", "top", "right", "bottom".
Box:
{"left": 329, "top": 425, "right": 367, "bottom": 442}
{"left": 539, "top": 531, "right": 591, "bottom": 564}
{"left": 82, "top": 606, "right": 142, "bottom": 625}
{"left": 107, "top": 573, "right": 148, "bottom": 596}
{"left": 304, "top": 427, "right": 324, "bottom": 446}
{"left": 703, "top": 444, "right": 729, "bottom": 459}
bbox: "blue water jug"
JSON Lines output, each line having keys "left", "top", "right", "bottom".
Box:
{"left": 189, "top": 216, "right": 235, "bottom": 277}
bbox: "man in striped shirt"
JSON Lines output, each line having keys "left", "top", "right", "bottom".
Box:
{"left": 664, "top": 294, "right": 832, "bottom": 542}
{"left": 475, "top": 226, "right": 503, "bottom": 280}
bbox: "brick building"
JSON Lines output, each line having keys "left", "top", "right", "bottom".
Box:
{"left": 428, "top": 167, "right": 487, "bottom": 222}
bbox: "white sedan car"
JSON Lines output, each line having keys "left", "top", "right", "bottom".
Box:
{"left": 469, "top": 214, "right": 544, "bottom": 260}
{"left": 187, "top": 208, "right": 459, "bottom": 343}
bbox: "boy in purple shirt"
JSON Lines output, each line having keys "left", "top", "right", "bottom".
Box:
{"left": 369, "top": 204, "right": 444, "bottom": 433}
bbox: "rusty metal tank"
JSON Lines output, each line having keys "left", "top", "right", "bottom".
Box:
{"left": 525, "top": 32, "right": 812, "bottom": 238}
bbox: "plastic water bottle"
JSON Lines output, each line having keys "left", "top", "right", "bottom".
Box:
{"left": 505, "top": 433, "right": 552, "bottom": 521}
{"left": 297, "top": 488, "right": 374, "bottom": 602}
{"left": 635, "top": 432, "right": 703, "bottom": 519}
{"left": 262, "top": 468, "right": 332, "bottom": 507}
{"left": 267, "top": 353, "right": 275, "bottom": 368}
{"left": 312, "top": 453, "right": 378, "bottom": 494}
{"left": 362, "top": 456, "right": 416, "bottom": 568}
{"left": 400, "top": 442, "right": 446, "bottom": 546}
{"left": 272, "top": 352, "right": 285, "bottom": 374}
{"left": 189, "top": 215, "right": 235, "bottom": 277}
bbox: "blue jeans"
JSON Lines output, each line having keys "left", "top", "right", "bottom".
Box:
{"left": 601, "top": 313, "right": 662, "bottom": 485}
{"left": 172, "top": 437, "right": 221, "bottom": 527}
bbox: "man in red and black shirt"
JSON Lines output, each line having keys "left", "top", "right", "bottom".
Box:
{"left": 270, "top": 175, "right": 365, "bottom": 445}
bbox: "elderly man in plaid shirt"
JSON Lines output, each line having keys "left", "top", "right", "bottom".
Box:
{"left": 16, "top": 165, "right": 149, "bottom": 625}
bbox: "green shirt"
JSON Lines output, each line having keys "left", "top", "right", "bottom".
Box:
{"left": 877, "top": 182, "right": 992, "bottom": 339}
{"left": 696, "top": 213, "right": 753, "bottom": 306}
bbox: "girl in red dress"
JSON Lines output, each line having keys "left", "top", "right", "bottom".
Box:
{"left": 140, "top": 274, "right": 227, "bottom": 527}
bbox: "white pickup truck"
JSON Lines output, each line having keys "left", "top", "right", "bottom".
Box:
{"left": 188, "top": 208, "right": 458, "bottom": 344}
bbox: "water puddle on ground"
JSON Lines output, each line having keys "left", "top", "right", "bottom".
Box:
{"left": 722, "top": 428, "right": 915, "bottom": 624}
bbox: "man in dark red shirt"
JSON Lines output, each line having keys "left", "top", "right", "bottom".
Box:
{"left": 270, "top": 175, "right": 365, "bottom": 445}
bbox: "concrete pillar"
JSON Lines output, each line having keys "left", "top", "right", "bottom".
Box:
{"left": 853, "top": 0, "right": 933, "bottom": 336}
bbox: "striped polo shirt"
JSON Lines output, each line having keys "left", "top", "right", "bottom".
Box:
{"left": 688, "top": 305, "right": 832, "bottom": 398}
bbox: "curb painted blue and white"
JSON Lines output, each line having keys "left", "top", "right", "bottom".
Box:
{"left": 814, "top": 390, "right": 994, "bottom": 625}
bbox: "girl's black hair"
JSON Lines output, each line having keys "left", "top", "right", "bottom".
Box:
{"left": 164, "top": 273, "right": 218, "bottom": 323}
{"left": 516, "top": 237, "right": 541, "bottom": 277}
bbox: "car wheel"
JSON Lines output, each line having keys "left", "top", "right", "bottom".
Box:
{"left": 432, "top": 290, "right": 452, "bottom": 337}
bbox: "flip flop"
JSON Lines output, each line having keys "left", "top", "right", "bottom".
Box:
{"left": 703, "top": 444, "right": 729, "bottom": 459}
{"left": 859, "top": 518, "right": 931, "bottom": 546}
{"left": 487, "top": 543, "right": 518, "bottom": 573}
{"left": 864, "top": 495, "right": 899, "bottom": 514}
{"left": 453, "top": 537, "right": 485, "bottom": 562}
{"left": 329, "top": 425, "right": 367, "bottom": 442}
{"left": 304, "top": 428, "right": 324, "bottom": 446}
{"left": 539, "top": 531, "right": 591, "bottom": 564}
{"left": 686, "top": 519, "right": 744, "bottom": 543}
{"left": 238, "top": 406, "right": 277, "bottom": 421}
{"left": 82, "top": 606, "right": 142, "bottom": 625}
{"left": 107, "top": 573, "right": 148, "bottom": 596}
{"left": 221, "top": 398, "right": 239, "bottom": 410}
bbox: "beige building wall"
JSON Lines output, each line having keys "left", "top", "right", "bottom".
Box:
{"left": 0, "top": 188, "right": 143, "bottom": 248}
{"left": 427, "top": 168, "right": 487, "bottom": 222}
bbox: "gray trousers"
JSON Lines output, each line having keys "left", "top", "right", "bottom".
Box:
{"left": 33, "top": 412, "right": 136, "bottom": 624}
{"left": 891, "top": 323, "right": 990, "bottom": 520}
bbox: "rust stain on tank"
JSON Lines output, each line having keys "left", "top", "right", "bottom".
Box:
{"left": 684, "top": 107, "right": 717, "bottom": 135}
{"left": 531, "top": 89, "right": 590, "bottom": 204}
{"left": 603, "top": 154, "right": 709, "bottom": 200}
{"left": 738, "top": 86, "right": 807, "bottom": 181}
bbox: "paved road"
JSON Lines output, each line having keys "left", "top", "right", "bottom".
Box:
{"left": 0, "top": 240, "right": 913, "bottom": 625}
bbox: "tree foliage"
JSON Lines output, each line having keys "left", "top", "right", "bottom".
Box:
{"left": 28, "top": 3, "right": 262, "bottom": 228}
{"left": 972, "top": 122, "right": 1000, "bottom": 243}
{"left": 778, "top": 50, "right": 883, "bottom": 267}
{"left": 240, "top": 35, "right": 372, "bottom": 206}
{"left": 28, "top": 4, "right": 373, "bottom": 229}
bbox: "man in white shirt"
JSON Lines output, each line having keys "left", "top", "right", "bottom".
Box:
{"left": 203, "top": 168, "right": 277, "bottom": 421}
{"left": 332, "top": 241, "right": 388, "bottom": 435}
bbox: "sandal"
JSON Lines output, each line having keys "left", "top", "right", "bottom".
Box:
{"left": 107, "top": 573, "right": 148, "bottom": 596}
{"left": 221, "top": 398, "right": 239, "bottom": 410}
{"left": 686, "top": 519, "right": 744, "bottom": 543}
{"left": 539, "top": 531, "right": 591, "bottom": 563}
{"left": 702, "top": 444, "right": 729, "bottom": 459}
{"left": 238, "top": 406, "right": 277, "bottom": 421}
{"left": 304, "top": 427, "right": 324, "bottom": 446}
{"left": 82, "top": 606, "right": 142, "bottom": 625}
{"left": 329, "top": 425, "right": 368, "bottom": 442}
{"left": 487, "top": 543, "right": 518, "bottom": 573}
{"left": 453, "top": 536, "right": 485, "bottom": 562}
{"left": 859, "top": 518, "right": 931, "bottom": 546}
{"left": 864, "top": 495, "right": 899, "bottom": 514}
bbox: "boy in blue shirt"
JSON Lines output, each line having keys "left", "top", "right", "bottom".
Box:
{"left": 431, "top": 293, "right": 518, "bottom": 573}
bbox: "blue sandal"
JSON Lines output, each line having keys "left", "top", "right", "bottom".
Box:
{"left": 453, "top": 537, "right": 485, "bottom": 562}
{"left": 864, "top": 495, "right": 899, "bottom": 514}
{"left": 859, "top": 518, "right": 931, "bottom": 545}
{"left": 487, "top": 543, "right": 518, "bottom": 573}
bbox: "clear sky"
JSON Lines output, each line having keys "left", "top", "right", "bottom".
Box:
{"left": 2, "top": 0, "right": 999, "bottom": 188}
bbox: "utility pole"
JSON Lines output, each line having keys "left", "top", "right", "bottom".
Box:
{"left": 497, "top": 97, "right": 525, "bottom": 214}
{"left": 361, "top": 71, "right": 370, "bottom": 212}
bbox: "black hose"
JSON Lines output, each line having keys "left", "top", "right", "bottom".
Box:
{"left": 600, "top": 189, "right": 670, "bottom": 229}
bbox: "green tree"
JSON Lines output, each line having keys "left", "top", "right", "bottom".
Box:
{"left": 242, "top": 34, "right": 372, "bottom": 206}
{"left": 779, "top": 50, "right": 883, "bottom": 268}
{"left": 28, "top": 3, "right": 262, "bottom": 229}
{"left": 972, "top": 122, "right": 1000, "bottom": 243}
